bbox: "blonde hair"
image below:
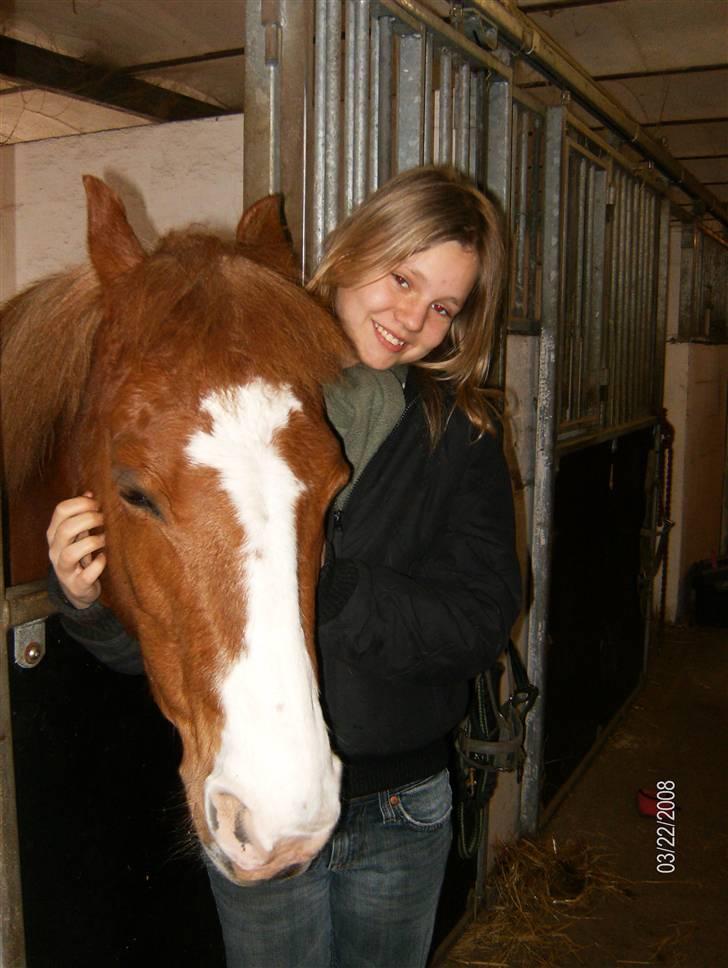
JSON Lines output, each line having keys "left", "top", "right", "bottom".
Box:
{"left": 307, "top": 165, "right": 505, "bottom": 442}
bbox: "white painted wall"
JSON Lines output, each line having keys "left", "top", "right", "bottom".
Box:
{"left": 661, "top": 341, "right": 728, "bottom": 620}
{"left": 0, "top": 114, "right": 244, "bottom": 300}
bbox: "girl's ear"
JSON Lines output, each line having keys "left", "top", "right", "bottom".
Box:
{"left": 83, "top": 175, "right": 145, "bottom": 287}
{"left": 236, "top": 194, "right": 299, "bottom": 281}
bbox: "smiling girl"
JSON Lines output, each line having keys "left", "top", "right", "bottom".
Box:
{"left": 48, "top": 165, "right": 521, "bottom": 967}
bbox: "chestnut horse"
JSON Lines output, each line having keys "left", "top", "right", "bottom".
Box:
{"left": 1, "top": 177, "right": 350, "bottom": 883}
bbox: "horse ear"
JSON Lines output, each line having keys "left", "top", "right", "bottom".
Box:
{"left": 83, "top": 175, "right": 145, "bottom": 286}
{"left": 236, "top": 195, "right": 299, "bottom": 281}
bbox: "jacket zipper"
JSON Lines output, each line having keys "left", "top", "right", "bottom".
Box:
{"left": 332, "top": 395, "right": 418, "bottom": 545}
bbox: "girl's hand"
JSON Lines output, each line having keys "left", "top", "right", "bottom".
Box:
{"left": 47, "top": 492, "right": 106, "bottom": 609}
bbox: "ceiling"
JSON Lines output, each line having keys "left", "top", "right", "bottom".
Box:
{"left": 1, "top": 0, "right": 726, "bottom": 233}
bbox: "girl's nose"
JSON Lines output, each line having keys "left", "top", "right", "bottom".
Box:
{"left": 395, "top": 300, "right": 428, "bottom": 333}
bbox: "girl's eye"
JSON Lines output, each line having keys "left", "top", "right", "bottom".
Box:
{"left": 392, "top": 273, "right": 409, "bottom": 289}
{"left": 432, "top": 304, "right": 451, "bottom": 319}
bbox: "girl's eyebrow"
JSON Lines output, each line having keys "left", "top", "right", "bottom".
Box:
{"left": 399, "top": 264, "right": 464, "bottom": 310}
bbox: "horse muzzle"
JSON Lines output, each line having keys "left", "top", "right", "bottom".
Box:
{"left": 203, "top": 786, "right": 339, "bottom": 884}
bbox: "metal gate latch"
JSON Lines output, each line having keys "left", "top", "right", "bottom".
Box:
{"left": 13, "top": 619, "right": 46, "bottom": 669}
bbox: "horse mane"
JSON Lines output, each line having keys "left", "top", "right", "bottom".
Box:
{"left": 1, "top": 228, "right": 346, "bottom": 495}
{"left": 1, "top": 265, "right": 104, "bottom": 494}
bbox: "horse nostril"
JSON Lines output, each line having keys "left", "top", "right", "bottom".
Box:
{"left": 207, "top": 799, "right": 219, "bottom": 833}
{"left": 233, "top": 810, "right": 249, "bottom": 847}
{"left": 272, "top": 863, "right": 306, "bottom": 881}
{"left": 207, "top": 789, "right": 251, "bottom": 849}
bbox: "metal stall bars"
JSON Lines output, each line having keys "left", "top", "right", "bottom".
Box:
{"left": 307, "top": 0, "right": 512, "bottom": 275}
{"left": 679, "top": 223, "right": 728, "bottom": 341}
{"left": 606, "top": 158, "right": 663, "bottom": 433}
{"left": 243, "top": 0, "right": 314, "bottom": 276}
{"left": 519, "top": 104, "right": 564, "bottom": 835}
{"left": 508, "top": 94, "right": 544, "bottom": 335}
{"left": 558, "top": 126, "right": 608, "bottom": 439}
{"left": 555, "top": 117, "right": 667, "bottom": 447}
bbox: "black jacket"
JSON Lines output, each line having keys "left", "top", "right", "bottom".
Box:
{"left": 50, "top": 378, "right": 521, "bottom": 798}
{"left": 315, "top": 378, "right": 521, "bottom": 794}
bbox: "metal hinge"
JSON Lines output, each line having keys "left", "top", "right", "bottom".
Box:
{"left": 13, "top": 619, "right": 46, "bottom": 669}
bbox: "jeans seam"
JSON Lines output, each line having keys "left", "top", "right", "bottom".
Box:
{"left": 391, "top": 803, "right": 453, "bottom": 831}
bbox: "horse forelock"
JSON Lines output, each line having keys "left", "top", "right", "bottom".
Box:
{"left": 0, "top": 265, "right": 103, "bottom": 494}
{"left": 114, "top": 230, "right": 347, "bottom": 397}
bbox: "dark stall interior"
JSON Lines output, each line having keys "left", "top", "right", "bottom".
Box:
{"left": 543, "top": 429, "right": 652, "bottom": 805}
{"left": 9, "top": 618, "right": 225, "bottom": 967}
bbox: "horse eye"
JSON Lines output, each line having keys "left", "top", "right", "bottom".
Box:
{"left": 120, "top": 489, "right": 162, "bottom": 519}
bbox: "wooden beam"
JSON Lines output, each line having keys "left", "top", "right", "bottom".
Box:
{"left": 519, "top": 0, "right": 627, "bottom": 11}
{"left": 125, "top": 48, "right": 244, "bottom": 74}
{"left": 0, "top": 36, "right": 234, "bottom": 122}
{"left": 675, "top": 153, "right": 728, "bottom": 161}
{"left": 519, "top": 62, "right": 728, "bottom": 88}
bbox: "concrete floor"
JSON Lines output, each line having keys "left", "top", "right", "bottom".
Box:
{"left": 443, "top": 624, "right": 728, "bottom": 967}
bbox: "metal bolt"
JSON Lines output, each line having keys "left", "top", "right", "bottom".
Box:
{"left": 22, "top": 642, "right": 43, "bottom": 667}
{"left": 14, "top": 620, "right": 47, "bottom": 669}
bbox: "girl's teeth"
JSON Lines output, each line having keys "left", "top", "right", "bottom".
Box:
{"left": 375, "top": 321, "right": 404, "bottom": 346}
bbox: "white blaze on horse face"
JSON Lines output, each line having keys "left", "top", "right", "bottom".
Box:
{"left": 185, "top": 379, "right": 341, "bottom": 875}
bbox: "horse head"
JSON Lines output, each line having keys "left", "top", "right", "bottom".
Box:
{"left": 24, "top": 178, "right": 350, "bottom": 882}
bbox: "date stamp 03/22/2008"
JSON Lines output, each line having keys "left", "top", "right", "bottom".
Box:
{"left": 655, "top": 780, "right": 677, "bottom": 873}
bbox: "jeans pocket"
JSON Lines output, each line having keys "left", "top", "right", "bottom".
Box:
{"left": 389, "top": 769, "right": 453, "bottom": 830}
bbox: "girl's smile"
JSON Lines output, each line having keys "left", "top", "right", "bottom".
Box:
{"left": 334, "top": 240, "right": 479, "bottom": 369}
{"left": 373, "top": 319, "right": 405, "bottom": 350}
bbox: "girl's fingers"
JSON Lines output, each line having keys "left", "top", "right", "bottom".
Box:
{"left": 49, "top": 512, "right": 104, "bottom": 557}
{"left": 58, "top": 549, "right": 106, "bottom": 606}
{"left": 76, "top": 552, "right": 106, "bottom": 588}
{"left": 48, "top": 494, "right": 105, "bottom": 608}
{"left": 47, "top": 497, "right": 100, "bottom": 546}
{"left": 56, "top": 534, "right": 106, "bottom": 574}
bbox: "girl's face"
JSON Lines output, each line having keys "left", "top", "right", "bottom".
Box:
{"left": 334, "top": 240, "right": 479, "bottom": 370}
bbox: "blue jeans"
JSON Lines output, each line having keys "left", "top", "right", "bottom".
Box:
{"left": 206, "top": 769, "right": 453, "bottom": 968}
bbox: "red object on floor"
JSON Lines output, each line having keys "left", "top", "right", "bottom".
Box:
{"left": 637, "top": 786, "right": 658, "bottom": 816}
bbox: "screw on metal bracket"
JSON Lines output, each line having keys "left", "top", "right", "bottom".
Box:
{"left": 13, "top": 620, "right": 46, "bottom": 669}
{"left": 462, "top": 7, "right": 498, "bottom": 50}
{"left": 449, "top": 2, "right": 464, "bottom": 31}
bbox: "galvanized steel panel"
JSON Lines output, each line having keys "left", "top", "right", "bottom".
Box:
{"left": 396, "top": 30, "right": 425, "bottom": 172}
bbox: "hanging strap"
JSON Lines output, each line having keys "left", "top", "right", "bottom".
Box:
{"left": 456, "top": 642, "right": 538, "bottom": 775}
{"left": 454, "top": 642, "right": 538, "bottom": 859}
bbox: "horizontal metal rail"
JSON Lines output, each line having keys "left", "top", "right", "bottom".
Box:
{"left": 557, "top": 415, "right": 659, "bottom": 457}
{"left": 3, "top": 580, "right": 52, "bottom": 629}
{"left": 383, "top": 0, "right": 512, "bottom": 79}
